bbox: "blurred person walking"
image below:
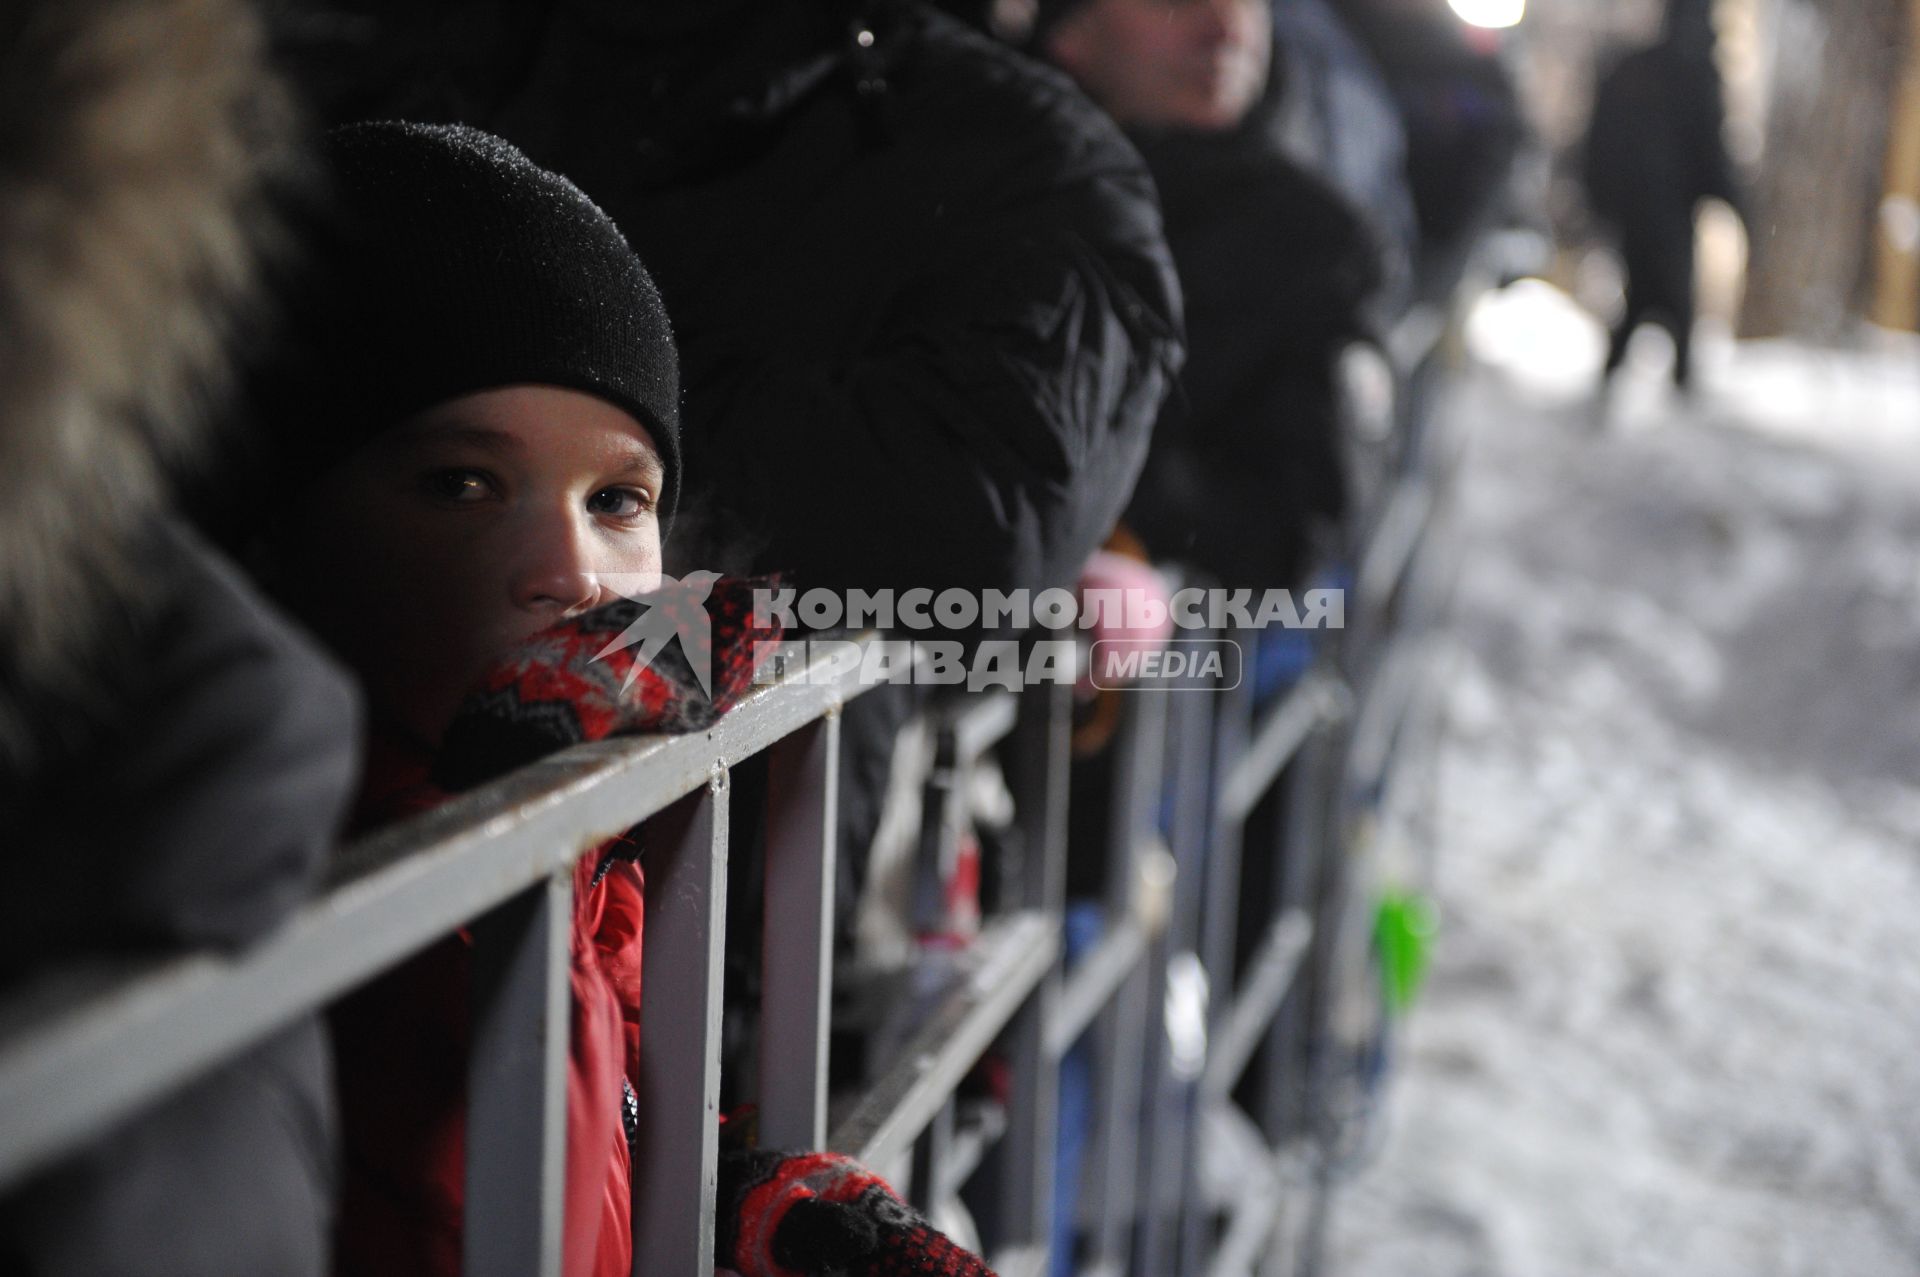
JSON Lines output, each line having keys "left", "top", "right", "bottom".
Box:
{"left": 1584, "top": 0, "right": 1746, "bottom": 390}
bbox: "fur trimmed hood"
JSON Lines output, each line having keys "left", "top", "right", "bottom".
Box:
{"left": 0, "top": 0, "right": 296, "bottom": 770}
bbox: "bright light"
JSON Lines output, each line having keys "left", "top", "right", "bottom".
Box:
{"left": 1448, "top": 0, "right": 1525, "bottom": 28}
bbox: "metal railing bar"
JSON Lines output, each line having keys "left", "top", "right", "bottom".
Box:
{"left": 0, "top": 640, "right": 875, "bottom": 1191}
{"left": 908, "top": 1096, "right": 955, "bottom": 1214}
{"left": 1084, "top": 690, "right": 1166, "bottom": 1274}
{"left": 0, "top": 749, "right": 642, "bottom": 1191}
{"left": 1149, "top": 684, "right": 1223, "bottom": 1277}
{"left": 1356, "top": 474, "right": 1434, "bottom": 611}
{"left": 1261, "top": 726, "right": 1341, "bottom": 1142}
{"left": 997, "top": 680, "right": 1070, "bottom": 1252}
{"left": 631, "top": 777, "right": 730, "bottom": 1277}
{"left": 930, "top": 1102, "right": 1005, "bottom": 1205}
{"left": 1195, "top": 1098, "right": 1275, "bottom": 1216}
{"left": 333, "top": 634, "right": 879, "bottom": 890}
{"left": 1045, "top": 915, "right": 1150, "bottom": 1059}
{"left": 1088, "top": 960, "right": 1150, "bottom": 1266}
{"left": 990, "top": 1243, "right": 1050, "bottom": 1277}
{"left": 757, "top": 715, "right": 840, "bottom": 1149}
{"left": 1203, "top": 1111, "right": 1311, "bottom": 1277}
{"left": 1200, "top": 909, "right": 1313, "bottom": 1101}
{"left": 464, "top": 871, "right": 573, "bottom": 1277}
{"left": 947, "top": 689, "right": 1019, "bottom": 762}
{"left": 910, "top": 735, "right": 965, "bottom": 937}
{"left": 827, "top": 910, "right": 1058, "bottom": 1169}
{"left": 1385, "top": 301, "right": 1447, "bottom": 378}
{"left": 1199, "top": 670, "right": 1256, "bottom": 1038}
{"left": 1344, "top": 636, "right": 1432, "bottom": 798}
{"left": 1218, "top": 672, "right": 1352, "bottom": 825}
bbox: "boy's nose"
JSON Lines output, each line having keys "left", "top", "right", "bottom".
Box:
{"left": 510, "top": 519, "right": 603, "bottom": 618}
{"left": 520, "top": 574, "right": 600, "bottom": 616}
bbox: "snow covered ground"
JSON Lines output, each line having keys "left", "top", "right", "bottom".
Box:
{"left": 1326, "top": 286, "right": 1920, "bottom": 1277}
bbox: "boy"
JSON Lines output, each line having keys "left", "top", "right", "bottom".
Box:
{"left": 269, "top": 121, "right": 990, "bottom": 1277}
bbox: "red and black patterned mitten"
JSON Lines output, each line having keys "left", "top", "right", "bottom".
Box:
{"left": 432, "top": 574, "right": 783, "bottom": 791}
{"left": 719, "top": 1148, "right": 997, "bottom": 1277}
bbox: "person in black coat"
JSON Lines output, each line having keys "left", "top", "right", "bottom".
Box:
{"left": 0, "top": 0, "right": 361, "bottom": 1272}
{"left": 1031, "top": 0, "right": 1384, "bottom": 972}
{"left": 1036, "top": 0, "right": 1386, "bottom": 589}
{"left": 281, "top": 0, "right": 1182, "bottom": 606}
{"left": 1584, "top": 0, "right": 1745, "bottom": 389}
{"left": 1268, "top": 0, "right": 1419, "bottom": 316}
{"left": 0, "top": 524, "right": 360, "bottom": 1277}
{"left": 1325, "top": 0, "right": 1525, "bottom": 304}
{"left": 1122, "top": 129, "right": 1383, "bottom": 588}
{"left": 275, "top": 0, "right": 1186, "bottom": 927}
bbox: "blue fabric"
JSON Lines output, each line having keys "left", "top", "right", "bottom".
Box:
{"left": 1050, "top": 902, "right": 1108, "bottom": 1275}
{"left": 1253, "top": 564, "right": 1351, "bottom": 702}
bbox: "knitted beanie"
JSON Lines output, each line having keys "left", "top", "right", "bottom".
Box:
{"left": 287, "top": 121, "right": 681, "bottom": 526}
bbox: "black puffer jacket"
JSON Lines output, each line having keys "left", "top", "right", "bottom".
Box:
{"left": 0, "top": 521, "right": 359, "bottom": 1277}
{"left": 1269, "top": 0, "right": 1418, "bottom": 314}
{"left": 507, "top": 2, "right": 1183, "bottom": 599}
{"left": 276, "top": 0, "right": 1182, "bottom": 941}
{"left": 281, "top": 0, "right": 1183, "bottom": 601}
{"left": 1123, "top": 121, "right": 1383, "bottom": 590}
{"left": 1583, "top": 35, "right": 1742, "bottom": 235}
{"left": 1325, "top": 0, "right": 1523, "bottom": 301}
{"left": 1, "top": 0, "right": 359, "bottom": 1270}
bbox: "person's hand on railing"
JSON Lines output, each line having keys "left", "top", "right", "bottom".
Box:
{"left": 430, "top": 575, "right": 784, "bottom": 791}
{"left": 719, "top": 1148, "right": 997, "bottom": 1277}
{"left": 1071, "top": 540, "right": 1174, "bottom": 756}
{"left": 1075, "top": 546, "right": 1175, "bottom": 690}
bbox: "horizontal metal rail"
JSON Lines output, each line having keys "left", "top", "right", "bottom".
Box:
{"left": 1218, "top": 672, "right": 1353, "bottom": 825}
{"left": 829, "top": 910, "right": 1058, "bottom": 1169}
{"left": 0, "top": 639, "right": 876, "bottom": 1192}
{"left": 1344, "top": 635, "right": 1436, "bottom": 797}
{"left": 1357, "top": 474, "right": 1435, "bottom": 612}
{"left": 1047, "top": 915, "right": 1152, "bottom": 1059}
{"left": 1203, "top": 1105, "right": 1312, "bottom": 1277}
{"left": 1201, "top": 909, "right": 1313, "bottom": 1101}
{"left": 948, "top": 689, "right": 1020, "bottom": 761}
{"left": 1385, "top": 301, "right": 1448, "bottom": 377}
{"left": 930, "top": 1101, "right": 1004, "bottom": 1205}
{"left": 994, "top": 1244, "right": 1051, "bottom": 1277}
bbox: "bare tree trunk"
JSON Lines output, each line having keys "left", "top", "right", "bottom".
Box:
{"left": 1868, "top": 0, "right": 1920, "bottom": 330}
{"left": 1740, "top": 0, "right": 1907, "bottom": 339}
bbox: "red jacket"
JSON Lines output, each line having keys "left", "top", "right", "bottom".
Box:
{"left": 331, "top": 733, "right": 644, "bottom": 1277}
{"left": 329, "top": 585, "right": 776, "bottom": 1276}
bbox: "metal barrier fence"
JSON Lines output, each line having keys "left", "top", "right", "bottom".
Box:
{"left": 0, "top": 326, "right": 1455, "bottom": 1277}
{"left": 0, "top": 642, "right": 878, "bottom": 1277}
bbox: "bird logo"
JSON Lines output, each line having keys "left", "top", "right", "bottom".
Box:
{"left": 593, "top": 570, "right": 726, "bottom": 699}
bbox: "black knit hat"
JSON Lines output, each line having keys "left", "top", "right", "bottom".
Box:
{"left": 293, "top": 121, "right": 681, "bottom": 527}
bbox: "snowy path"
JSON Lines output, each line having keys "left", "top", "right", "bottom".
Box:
{"left": 1327, "top": 297, "right": 1920, "bottom": 1277}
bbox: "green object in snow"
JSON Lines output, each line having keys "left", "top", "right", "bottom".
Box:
{"left": 1375, "top": 890, "right": 1439, "bottom": 1013}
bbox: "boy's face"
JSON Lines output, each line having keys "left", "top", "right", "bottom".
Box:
{"left": 1047, "top": 0, "right": 1272, "bottom": 133}
{"left": 287, "top": 385, "right": 667, "bottom": 744}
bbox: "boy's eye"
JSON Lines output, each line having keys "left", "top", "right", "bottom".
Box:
{"left": 421, "top": 468, "right": 495, "bottom": 503}
{"left": 587, "top": 487, "right": 652, "bottom": 519}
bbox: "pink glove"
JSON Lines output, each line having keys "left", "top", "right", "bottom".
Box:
{"left": 1075, "top": 549, "right": 1174, "bottom": 693}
